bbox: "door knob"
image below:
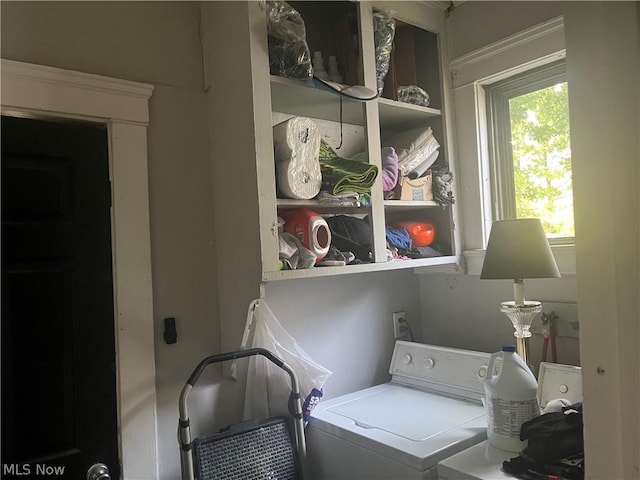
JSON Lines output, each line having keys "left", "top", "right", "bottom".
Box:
{"left": 87, "top": 463, "right": 111, "bottom": 480}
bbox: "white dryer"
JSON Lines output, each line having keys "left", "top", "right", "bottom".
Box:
{"left": 304, "top": 341, "right": 491, "bottom": 479}
{"left": 437, "top": 362, "right": 583, "bottom": 480}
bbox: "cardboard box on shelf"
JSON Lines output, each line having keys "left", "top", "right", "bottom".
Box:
{"left": 398, "top": 170, "right": 433, "bottom": 201}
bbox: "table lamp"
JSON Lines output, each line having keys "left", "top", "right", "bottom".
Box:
{"left": 480, "top": 218, "right": 560, "bottom": 364}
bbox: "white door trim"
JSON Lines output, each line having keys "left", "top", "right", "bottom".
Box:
{"left": 1, "top": 59, "right": 158, "bottom": 479}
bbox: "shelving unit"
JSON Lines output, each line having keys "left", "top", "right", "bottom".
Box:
{"left": 203, "top": 1, "right": 459, "bottom": 286}
{"left": 266, "top": 1, "right": 458, "bottom": 281}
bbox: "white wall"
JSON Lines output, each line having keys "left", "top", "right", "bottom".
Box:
{"left": 265, "top": 270, "right": 422, "bottom": 399}
{"left": 446, "top": 1, "right": 563, "bottom": 58}
{"left": 1, "top": 3, "right": 219, "bottom": 478}
{"left": 421, "top": 2, "right": 580, "bottom": 366}
{"left": 563, "top": 3, "right": 639, "bottom": 476}
{"left": 417, "top": 273, "right": 578, "bottom": 365}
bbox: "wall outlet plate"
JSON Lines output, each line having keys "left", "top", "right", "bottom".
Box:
{"left": 393, "top": 311, "right": 406, "bottom": 339}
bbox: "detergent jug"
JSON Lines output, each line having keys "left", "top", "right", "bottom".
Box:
{"left": 484, "top": 344, "right": 540, "bottom": 452}
{"left": 280, "top": 209, "right": 331, "bottom": 263}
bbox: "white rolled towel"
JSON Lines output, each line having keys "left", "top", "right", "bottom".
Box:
{"left": 273, "top": 117, "right": 322, "bottom": 200}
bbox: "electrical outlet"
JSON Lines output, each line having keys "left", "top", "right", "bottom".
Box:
{"left": 393, "top": 311, "right": 406, "bottom": 339}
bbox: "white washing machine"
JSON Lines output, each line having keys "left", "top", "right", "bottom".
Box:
{"left": 304, "top": 341, "right": 492, "bottom": 479}
{"left": 437, "top": 362, "right": 583, "bottom": 480}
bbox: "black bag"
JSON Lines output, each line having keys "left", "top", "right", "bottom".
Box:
{"left": 503, "top": 404, "right": 585, "bottom": 480}
{"left": 326, "top": 215, "right": 372, "bottom": 262}
{"left": 520, "top": 404, "right": 583, "bottom": 464}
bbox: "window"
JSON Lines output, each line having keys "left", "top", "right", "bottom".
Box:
{"left": 486, "top": 60, "right": 574, "bottom": 243}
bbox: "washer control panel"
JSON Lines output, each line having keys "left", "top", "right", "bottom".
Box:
{"left": 390, "top": 341, "right": 491, "bottom": 396}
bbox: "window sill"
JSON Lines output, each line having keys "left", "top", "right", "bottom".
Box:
{"left": 464, "top": 244, "right": 576, "bottom": 276}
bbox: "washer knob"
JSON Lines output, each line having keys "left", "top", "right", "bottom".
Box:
{"left": 401, "top": 354, "right": 412, "bottom": 365}
{"left": 559, "top": 384, "right": 569, "bottom": 394}
{"left": 423, "top": 358, "right": 435, "bottom": 369}
{"left": 478, "top": 366, "right": 488, "bottom": 379}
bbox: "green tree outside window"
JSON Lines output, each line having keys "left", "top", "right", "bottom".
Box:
{"left": 508, "top": 82, "right": 574, "bottom": 238}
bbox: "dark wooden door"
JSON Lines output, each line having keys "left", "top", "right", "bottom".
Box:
{"left": 1, "top": 115, "right": 119, "bottom": 478}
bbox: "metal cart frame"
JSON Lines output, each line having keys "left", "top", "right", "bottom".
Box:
{"left": 178, "top": 348, "right": 306, "bottom": 480}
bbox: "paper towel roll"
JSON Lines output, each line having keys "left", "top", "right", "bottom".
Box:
{"left": 273, "top": 117, "right": 322, "bottom": 200}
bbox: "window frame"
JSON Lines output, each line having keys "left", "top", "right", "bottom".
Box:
{"left": 443, "top": 15, "right": 574, "bottom": 275}
{"left": 484, "top": 59, "right": 574, "bottom": 245}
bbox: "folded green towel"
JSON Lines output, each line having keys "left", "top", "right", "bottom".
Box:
{"left": 319, "top": 140, "right": 379, "bottom": 195}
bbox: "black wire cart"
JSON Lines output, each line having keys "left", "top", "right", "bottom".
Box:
{"left": 178, "top": 348, "right": 306, "bottom": 480}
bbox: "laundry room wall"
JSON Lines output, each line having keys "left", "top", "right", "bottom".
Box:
{"left": 1, "top": 2, "right": 222, "bottom": 478}
{"left": 445, "top": 1, "right": 563, "bottom": 58}
{"left": 418, "top": 1, "right": 581, "bottom": 366}
{"left": 264, "top": 270, "right": 422, "bottom": 399}
{"left": 1, "top": 3, "right": 423, "bottom": 478}
{"left": 417, "top": 273, "right": 578, "bottom": 364}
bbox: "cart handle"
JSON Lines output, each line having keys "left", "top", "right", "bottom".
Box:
{"left": 178, "top": 348, "right": 306, "bottom": 480}
{"left": 186, "top": 347, "right": 294, "bottom": 387}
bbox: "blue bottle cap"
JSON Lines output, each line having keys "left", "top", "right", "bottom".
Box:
{"left": 502, "top": 344, "right": 516, "bottom": 352}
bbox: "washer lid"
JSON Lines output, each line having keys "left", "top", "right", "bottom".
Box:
{"left": 310, "top": 383, "right": 487, "bottom": 471}
{"left": 328, "top": 385, "right": 484, "bottom": 441}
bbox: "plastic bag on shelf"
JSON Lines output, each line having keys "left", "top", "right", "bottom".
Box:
{"left": 236, "top": 299, "right": 333, "bottom": 422}
{"left": 398, "top": 85, "right": 430, "bottom": 107}
{"left": 373, "top": 10, "right": 396, "bottom": 95}
{"left": 278, "top": 232, "right": 317, "bottom": 270}
{"left": 265, "top": 1, "right": 313, "bottom": 79}
{"left": 432, "top": 166, "right": 455, "bottom": 207}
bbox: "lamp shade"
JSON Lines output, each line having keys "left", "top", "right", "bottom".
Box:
{"left": 480, "top": 218, "right": 560, "bottom": 280}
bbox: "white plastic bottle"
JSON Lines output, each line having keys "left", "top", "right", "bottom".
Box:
{"left": 312, "top": 51, "right": 329, "bottom": 80}
{"left": 483, "top": 344, "right": 540, "bottom": 452}
{"left": 327, "top": 56, "right": 343, "bottom": 83}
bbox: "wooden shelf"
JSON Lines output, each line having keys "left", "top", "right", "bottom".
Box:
{"left": 263, "top": 255, "right": 458, "bottom": 281}
{"left": 270, "top": 77, "right": 441, "bottom": 130}
{"left": 270, "top": 75, "right": 366, "bottom": 126}
{"left": 383, "top": 199, "right": 441, "bottom": 211}
{"left": 378, "top": 97, "right": 441, "bottom": 130}
{"left": 277, "top": 198, "right": 371, "bottom": 215}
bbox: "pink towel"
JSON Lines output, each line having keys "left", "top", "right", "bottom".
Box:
{"left": 381, "top": 147, "right": 399, "bottom": 191}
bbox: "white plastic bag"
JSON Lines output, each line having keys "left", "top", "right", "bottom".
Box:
{"left": 236, "top": 299, "right": 332, "bottom": 422}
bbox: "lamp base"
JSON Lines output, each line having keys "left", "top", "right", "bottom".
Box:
{"left": 500, "top": 301, "right": 542, "bottom": 365}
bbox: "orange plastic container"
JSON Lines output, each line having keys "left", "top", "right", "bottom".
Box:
{"left": 396, "top": 221, "right": 435, "bottom": 247}
{"left": 280, "top": 209, "right": 331, "bottom": 263}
